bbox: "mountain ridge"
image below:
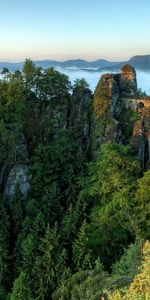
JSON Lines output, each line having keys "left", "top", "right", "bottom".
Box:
{"left": 0, "top": 55, "right": 150, "bottom": 72}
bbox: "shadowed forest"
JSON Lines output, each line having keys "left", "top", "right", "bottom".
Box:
{"left": 0, "top": 60, "right": 150, "bottom": 300}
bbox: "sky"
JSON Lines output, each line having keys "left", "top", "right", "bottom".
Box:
{"left": 0, "top": 0, "right": 150, "bottom": 61}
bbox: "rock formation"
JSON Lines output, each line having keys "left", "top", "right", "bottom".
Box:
{"left": 71, "top": 86, "right": 92, "bottom": 152}
{"left": 94, "top": 64, "right": 137, "bottom": 142}
{"left": 1, "top": 64, "right": 150, "bottom": 199}
{"left": 94, "top": 64, "right": 150, "bottom": 171}
{"left": 131, "top": 120, "right": 146, "bottom": 172}
{"left": 130, "top": 97, "right": 150, "bottom": 172}
{"left": 119, "top": 64, "right": 137, "bottom": 98}
{"left": 2, "top": 133, "right": 30, "bottom": 200}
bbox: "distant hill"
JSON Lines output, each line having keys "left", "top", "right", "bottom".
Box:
{"left": 128, "top": 55, "right": 150, "bottom": 70}
{"left": 0, "top": 55, "right": 150, "bottom": 72}
{"left": 97, "top": 55, "right": 150, "bottom": 72}
{"left": 0, "top": 62, "right": 24, "bottom": 72}
{"left": 0, "top": 59, "right": 119, "bottom": 71}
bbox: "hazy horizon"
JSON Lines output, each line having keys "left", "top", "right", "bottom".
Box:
{"left": 0, "top": 54, "right": 149, "bottom": 63}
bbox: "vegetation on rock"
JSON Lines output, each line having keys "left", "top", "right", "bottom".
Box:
{"left": 0, "top": 61, "right": 150, "bottom": 299}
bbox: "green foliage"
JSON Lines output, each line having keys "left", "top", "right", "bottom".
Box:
{"left": 52, "top": 268, "right": 108, "bottom": 300}
{"left": 0, "top": 77, "right": 26, "bottom": 124}
{"left": 0, "top": 287, "right": 8, "bottom": 300}
{"left": 73, "top": 220, "right": 93, "bottom": 271}
{"left": 1, "top": 67, "right": 9, "bottom": 75}
{"left": 31, "top": 225, "right": 59, "bottom": 298}
{"left": 121, "top": 108, "right": 140, "bottom": 142}
{"left": 0, "top": 59, "right": 150, "bottom": 300}
{"left": 85, "top": 142, "right": 140, "bottom": 203}
{"left": 10, "top": 271, "right": 33, "bottom": 300}
{"left": 23, "top": 58, "right": 37, "bottom": 93}
{"left": 31, "top": 130, "right": 85, "bottom": 203}
{"left": 94, "top": 77, "right": 110, "bottom": 118}
{"left": 0, "top": 197, "right": 10, "bottom": 290}
{"left": 133, "top": 169, "right": 150, "bottom": 238}
{"left": 38, "top": 67, "right": 71, "bottom": 101}
{"left": 81, "top": 142, "right": 140, "bottom": 267}
{"left": 73, "top": 78, "right": 89, "bottom": 91}
{"left": 93, "top": 77, "right": 111, "bottom": 142}
{"left": 135, "top": 88, "right": 147, "bottom": 98}
{"left": 112, "top": 240, "right": 143, "bottom": 277}
{"left": 55, "top": 248, "right": 70, "bottom": 286}
{"left": 106, "top": 241, "right": 150, "bottom": 300}
{"left": 21, "top": 233, "right": 38, "bottom": 271}
{"left": 10, "top": 184, "right": 25, "bottom": 237}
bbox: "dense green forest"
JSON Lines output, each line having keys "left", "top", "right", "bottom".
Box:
{"left": 0, "top": 60, "right": 150, "bottom": 300}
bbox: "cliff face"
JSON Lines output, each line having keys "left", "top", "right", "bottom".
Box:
{"left": 1, "top": 133, "right": 30, "bottom": 200}
{"left": 94, "top": 64, "right": 150, "bottom": 171}
{"left": 131, "top": 120, "right": 146, "bottom": 172}
{"left": 94, "top": 64, "right": 137, "bottom": 121}
{"left": 71, "top": 87, "right": 92, "bottom": 152}
{"left": 131, "top": 98, "right": 150, "bottom": 171}
{"left": 0, "top": 85, "right": 92, "bottom": 201}
{"left": 94, "top": 64, "right": 137, "bottom": 142}
{"left": 1, "top": 64, "right": 150, "bottom": 200}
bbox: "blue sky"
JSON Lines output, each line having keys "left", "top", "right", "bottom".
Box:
{"left": 0, "top": 0, "right": 150, "bottom": 61}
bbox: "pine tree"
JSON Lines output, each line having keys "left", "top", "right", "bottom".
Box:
{"left": 10, "top": 271, "right": 33, "bottom": 300}
{"left": 0, "top": 197, "right": 10, "bottom": 292}
{"left": 32, "top": 225, "right": 59, "bottom": 299}
{"left": 73, "top": 220, "right": 93, "bottom": 271}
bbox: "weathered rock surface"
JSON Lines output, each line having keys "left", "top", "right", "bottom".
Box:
{"left": 131, "top": 120, "right": 146, "bottom": 172}
{"left": 71, "top": 87, "right": 92, "bottom": 151}
{"left": 105, "top": 119, "right": 122, "bottom": 143}
{"left": 4, "top": 164, "right": 29, "bottom": 200}
{"left": 94, "top": 64, "right": 137, "bottom": 143}
{"left": 94, "top": 64, "right": 150, "bottom": 171}
{"left": 130, "top": 97, "right": 150, "bottom": 117}
{"left": 3, "top": 133, "right": 30, "bottom": 200}
{"left": 147, "top": 129, "right": 150, "bottom": 167}
{"left": 130, "top": 96, "right": 150, "bottom": 170}
{"left": 119, "top": 64, "right": 137, "bottom": 98}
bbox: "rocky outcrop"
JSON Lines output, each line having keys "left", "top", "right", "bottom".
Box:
{"left": 72, "top": 88, "right": 92, "bottom": 124}
{"left": 105, "top": 119, "right": 122, "bottom": 143}
{"left": 71, "top": 87, "right": 92, "bottom": 151}
{"left": 4, "top": 164, "right": 29, "bottom": 200}
{"left": 129, "top": 96, "right": 150, "bottom": 170}
{"left": 93, "top": 64, "right": 150, "bottom": 171}
{"left": 3, "top": 133, "right": 29, "bottom": 200}
{"left": 131, "top": 120, "right": 146, "bottom": 172}
{"left": 119, "top": 64, "right": 137, "bottom": 98}
{"left": 148, "top": 129, "right": 150, "bottom": 160}
{"left": 94, "top": 64, "right": 137, "bottom": 143}
{"left": 130, "top": 97, "right": 150, "bottom": 117}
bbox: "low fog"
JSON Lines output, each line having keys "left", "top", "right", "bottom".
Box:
{"left": 0, "top": 68, "right": 149, "bottom": 95}
{"left": 56, "top": 67, "right": 150, "bottom": 95}
{"left": 136, "top": 71, "right": 150, "bottom": 95}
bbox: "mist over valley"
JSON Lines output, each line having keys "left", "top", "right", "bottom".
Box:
{"left": 1, "top": 55, "right": 150, "bottom": 94}
{"left": 56, "top": 66, "right": 150, "bottom": 94}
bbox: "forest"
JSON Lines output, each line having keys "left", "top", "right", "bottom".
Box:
{"left": 0, "top": 59, "right": 150, "bottom": 300}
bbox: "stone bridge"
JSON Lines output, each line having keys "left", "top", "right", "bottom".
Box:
{"left": 128, "top": 97, "right": 150, "bottom": 117}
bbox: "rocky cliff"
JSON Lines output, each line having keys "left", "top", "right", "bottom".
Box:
{"left": 1, "top": 64, "right": 150, "bottom": 201}
{"left": 0, "top": 132, "right": 29, "bottom": 201}
{"left": 94, "top": 64, "right": 150, "bottom": 172}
